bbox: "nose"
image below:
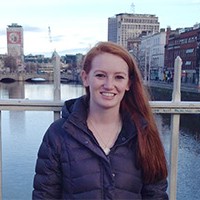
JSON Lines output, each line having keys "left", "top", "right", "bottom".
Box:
{"left": 103, "top": 77, "right": 114, "bottom": 89}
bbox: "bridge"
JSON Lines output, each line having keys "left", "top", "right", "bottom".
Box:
{"left": 0, "top": 72, "right": 53, "bottom": 82}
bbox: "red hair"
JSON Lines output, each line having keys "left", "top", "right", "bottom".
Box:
{"left": 82, "top": 41, "right": 168, "bottom": 184}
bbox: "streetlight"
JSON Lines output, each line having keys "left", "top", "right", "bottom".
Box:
{"left": 144, "top": 50, "right": 147, "bottom": 85}
{"left": 197, "top": 41, "right": 200, "bottom": 88}
{"left": 198, "top": 62, "right": 200, "bottom": 89}
{"left": 148, "top": 47, "right": 151, "bottom": 85}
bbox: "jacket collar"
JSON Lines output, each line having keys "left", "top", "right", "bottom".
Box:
{"left": 62, "top": 96, "right": 147, "bottom": 155}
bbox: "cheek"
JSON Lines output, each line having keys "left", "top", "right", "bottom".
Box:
{"left": 117, "top": 85, "right": 129, "bottom": 95}
{"left": 82, "top": 76, "right": 92, "bottom": 87}
{"left": 85, "top": 78, "right": 99, "bottom": 92}
{"left": 89, "top": 81, "right": 100, "bottom": 92}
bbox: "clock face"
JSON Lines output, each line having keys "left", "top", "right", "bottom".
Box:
{"left": 8, "top": 32, "right": 20, "bottom": 44}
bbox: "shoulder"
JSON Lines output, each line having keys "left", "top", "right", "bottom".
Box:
{"left": 41, "top": 118, "right": 67, "bottom": 153}
{"left": 61, "top": 95, "right": 88, "bottom": 119}
{"left": 41, "top": 95, "right": 88, "bottom": 152}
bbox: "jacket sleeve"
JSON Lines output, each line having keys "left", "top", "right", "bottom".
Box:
{"left": 141, "top": 179, "right": 169, "bottom": 200}
{"left": 32, "top": 121, "right": 63, "bottom": 200}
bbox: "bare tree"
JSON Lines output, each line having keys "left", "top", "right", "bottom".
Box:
{"left": 4, "top": 56, "right": 17, "bottom": 72}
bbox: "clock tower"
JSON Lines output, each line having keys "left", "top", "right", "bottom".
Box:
{"left": 7, "top": 23, "right": 24, "bottom": 63}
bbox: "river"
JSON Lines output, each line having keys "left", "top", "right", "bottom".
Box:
{"left": 0, "top": 81, "right": 200, "bottom": 200}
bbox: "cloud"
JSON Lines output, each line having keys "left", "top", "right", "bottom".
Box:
{"left": 51, "top": 35, "right": 65, "bottom": 42}
{"left": 59, "top": 47, "right": 88, "bottom": 55}
{"left": 27, "top": 47, "right": 88, "bottom": 57}
{"left": 175, "top": 0, "right": 200, "bottom": 5}
{"left": 0, "top": 29, "right": 6, "bottom": 36}
{"left": 188, "top": 0, "right": 200, "bottom": 4}
{"left": 23, "top": 25, "right": 42, "bottom": 32}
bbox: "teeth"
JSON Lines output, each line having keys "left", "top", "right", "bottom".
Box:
{"left": 102, "top": 92, "right": 115, "bottom": 97}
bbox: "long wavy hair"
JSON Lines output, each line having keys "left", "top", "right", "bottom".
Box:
{"left": 82, "top": 41, "right": 168, "bottom": 184}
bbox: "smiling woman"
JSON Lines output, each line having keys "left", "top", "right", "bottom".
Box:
{"left": 32, "top": 41, "right": 168, "bottom": 200}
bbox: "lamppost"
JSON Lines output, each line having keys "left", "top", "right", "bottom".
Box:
{"left": 148, "top": 47, "right": 151, "bottom": 85}
{"left": 144, "top": 47, "right": 151, "bottom": 86}
{"left": 198, "top": 61, "right": 200, "bottom": 89}
{"left": 197, "top": 41, "right": 200, "bottom": 88}
{"left": 144, "top": 50, "right": 147, "bottom": 85}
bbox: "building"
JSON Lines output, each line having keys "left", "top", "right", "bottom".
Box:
{"left": 108, "top": 13, "right": 160, "bottom": 49}
{"left": 7, "top": 23, "right": 24, "bottom": 65}
{"left": 164, "top": 24, "right": 200, "bottom": 84}
{"left": 150, "top": 29, "right": 166, "bottom": 80}
{"left": 108, "top": 17, "right": 117, "bottom": 43}
{"left": 138, "top": 29, "right": 166, "bottom": 81}
{"left": 24, "top": 54, "right": 46, "bottom": 63}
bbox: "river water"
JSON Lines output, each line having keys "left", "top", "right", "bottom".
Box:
{"left": 0, "top": 81, "right": 200, "bottom": 200}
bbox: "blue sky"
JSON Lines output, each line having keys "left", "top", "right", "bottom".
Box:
{"left": 0, "top": 0, "right": 199, "bottom": 56}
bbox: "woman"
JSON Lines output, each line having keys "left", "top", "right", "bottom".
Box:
{"left": 33, "top": 41, "right": 168, "bottom": 199}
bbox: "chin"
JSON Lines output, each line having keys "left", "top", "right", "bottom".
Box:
{"left": 99, "top": 102, "right": 119, "bottom": 109}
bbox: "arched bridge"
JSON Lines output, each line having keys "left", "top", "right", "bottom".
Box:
{"left": 0, "top": 72, "right": 53, "bottom": 82}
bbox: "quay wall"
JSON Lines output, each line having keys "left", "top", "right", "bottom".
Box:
{"left": 149, "top": 86, "right": 200, "bottom": 101}
{"left": 149, "top": 86, "right": 200, "bottom": 137}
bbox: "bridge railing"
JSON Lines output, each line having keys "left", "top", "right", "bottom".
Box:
{"left": 0, "top": 55, "right": 200, "bottom": 200}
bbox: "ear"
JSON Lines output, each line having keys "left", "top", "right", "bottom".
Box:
{"left": 81, "top": 70, "right": 89, "bottom": 87}
{"left": 125, "top": 80, "right": 131, "bottom": 91}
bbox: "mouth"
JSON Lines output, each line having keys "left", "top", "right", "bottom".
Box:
{"left": 100, "top": 92, "right": 116, "bottom": 97}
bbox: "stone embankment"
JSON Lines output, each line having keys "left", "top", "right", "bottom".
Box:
{"left": 147, "top": 81, "right": 200, "bottom": 101}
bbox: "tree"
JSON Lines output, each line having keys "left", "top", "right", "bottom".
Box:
{"left": 4, "top": 56, "right": 17, "bottom": 72}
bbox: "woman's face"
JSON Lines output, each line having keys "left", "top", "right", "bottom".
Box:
{"left": 82, "top": 52, "right": 130, "bottom": 111}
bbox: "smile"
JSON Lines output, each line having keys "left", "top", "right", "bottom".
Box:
{"left": 101, "top": 92, "right": 115, "bottom": 97}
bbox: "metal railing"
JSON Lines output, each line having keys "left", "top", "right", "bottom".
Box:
{"left": 0, "top": 55, "right": 200, "bottom": 200}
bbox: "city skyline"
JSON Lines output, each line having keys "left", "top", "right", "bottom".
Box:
{"left": 0, "top": 0, "right": 199, "bottom": 57}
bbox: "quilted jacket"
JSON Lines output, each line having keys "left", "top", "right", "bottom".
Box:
{"left": 32, "top": 95, "right": 168, "bottom": 199}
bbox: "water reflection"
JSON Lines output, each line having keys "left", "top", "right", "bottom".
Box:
{"left": 155, "top": 114, "right": 200, "bottom": 200}
{"left": 0, "top": 82, "right": 25, "bottom": 99}
{"left": 1, "top": 82, "right": 200, "bottom": 200}
{"left": 2, "top": 110, "right": 54, "bottom": 200}
{"left": 157, "top": 113, "right": 200, "bottom": 138}
{"left": 0, "top": 81, "right": 85, "bottom": 100}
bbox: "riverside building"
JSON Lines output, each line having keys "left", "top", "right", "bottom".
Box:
{"left": 7, "top": 23, "right": 24, "bottom": 65}
{"left": 139, "top": 29, "right": 166, "bottom": 81}
{"left": 164, "top": 24, "right": 200, "bottom": 84}
{"left": 108, "top": 13, "right": 160, "bottom": 49}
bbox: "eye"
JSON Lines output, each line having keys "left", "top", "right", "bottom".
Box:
{"left": 95, "top": 73, "right": 106, "bottom": 78}
{"left": 115, "top": 75, "right": 125, "bottom": 80}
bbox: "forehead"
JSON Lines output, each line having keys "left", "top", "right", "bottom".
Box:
{"left": 91, "top": 53, "right": 129, "bottom": 72}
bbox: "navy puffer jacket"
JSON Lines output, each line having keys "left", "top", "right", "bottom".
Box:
{"left": 32, "top": 96, "right": 168, "bottom": 199}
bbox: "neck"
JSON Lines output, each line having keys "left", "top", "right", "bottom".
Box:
{"left": 88, "top": 107, "right": 121, "bottom": 125}
{"left": 87, "top": 109, "right": 122, "bottom": 155}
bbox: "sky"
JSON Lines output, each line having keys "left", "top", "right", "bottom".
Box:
{"left": 0, "top": 0, "right": 200, "bottom": 57}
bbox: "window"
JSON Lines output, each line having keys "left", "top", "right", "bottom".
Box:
{"left": 186, "top": 49, "right": 194, "bottom": 53}
{"left": 185, "top": 61, "right": 192, "bottom": 65}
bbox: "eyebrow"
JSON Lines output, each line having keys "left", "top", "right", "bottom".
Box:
{"left": 94, "top": 70, "right": 128, "bottom": 76}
